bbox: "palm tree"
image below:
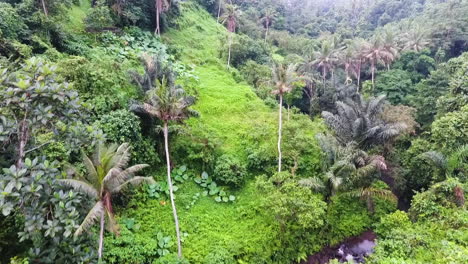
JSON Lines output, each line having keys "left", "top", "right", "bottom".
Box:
{"left": 220, "top": 4, "right": 240, "bottom": 67}
{"left": 421, "top": 145, "right": 468, "bottom": 181}
{"left": 322, "top": 92, "right": 407, "bottom": 149}
{"left": 313, "top": 39, "right": 341, "bottom": 89}
{"left": 362, "top": 36, "right": 392, "bottom": 91}
{"left": 136, "top": 70, "right": 197, "bottom": 258}
{"left": 345, "top": 186, "right": 396, "bottom": 213}
{"left": 300, "top": 134, "right": 392, "bottom": 208}
{"left": 129, "top": 53, "right": 164, "bottom": 93}
{"left": 59, "top": 143, "right": 153, "bottom": 262}
{"left": 259, "top": 9, "right": 278, "bottom": 43}
{"left": 271, "top": 63, "right": 300, "bottom": 172}
{"left": 155, "top": 0, "right": 171, "bottom": 35}
{"left": 402, "top": 25, "right": 430, "bottom": 52}
{"left": 299, "top": 55, "right": 321, "bottom": 117}
{"left": 382, "top": 30, "right": 399, "bottom": 70}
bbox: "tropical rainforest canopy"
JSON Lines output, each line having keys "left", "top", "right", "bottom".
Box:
{"left": 0, "top": 0, "right": 467, "bottom": 263}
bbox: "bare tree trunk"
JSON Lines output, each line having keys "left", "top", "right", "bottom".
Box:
{"left": 331, "top": 69, "right": 335, "bottom": 89}
{"left": 277, "top": 94, "right": 283, "bottom": 172}
{"left": 41, "top": 0, "right": 48, "bottom": 17}
{"left": 264, "top": 23, "right": 269, "bottom": 43}
{"left": 98, "top": 209, "right": 105, "bottom": 262}
{"left": 155, "top": 1, "right": 160, "bottom": 35}
{"left": 371, "top": 61, "right": 375, "bottom": 91}
{"left": 357, "top": 59, "right": 361, "bottom": 91}
{"left": 16, "top": 119, "right": 28, "bottom": 168}
{"left": 322, "top": 67, "right": 326, "bottom": 89}
{"left": 217, "top": 0, "right": 222, "bottom": 23}
{"left": 164, "top": 122, "right": 182, "bottom": 258}
{"left": 227, "top": 32, "right": 232, "bottom": 67}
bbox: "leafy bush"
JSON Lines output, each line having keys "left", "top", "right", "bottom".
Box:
{"left": 0, "top": 3, "right": 27, "bottom": 40}
{"left": 256, "top": 174, "right": 327, "bottom": 262}
{"left": 375, "top": 69, "right": 414, "bottom": 105}
{"left": 431, "top": 105, "right": 468, "bottom": 152}
{"left": 96, "top": 109, "right": 160, "bottom": 166}
{"left": 325, "top": 194, "right": 372, "bottom": 245}
{"left": 84, "top": 5, "right": 115, "bottom": 30}
{"left": 213, "top": 155, "right": 247, "bottom": 187}
{"left": 203, "top": 247, "right": 236, "bottom": 264}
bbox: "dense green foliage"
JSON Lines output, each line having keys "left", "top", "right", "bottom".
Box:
{"left": 0, "top": 0, "right": 466, "bottom": 263}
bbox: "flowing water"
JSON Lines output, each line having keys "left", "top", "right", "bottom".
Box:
{"left": 301, "top": 230, "right": 377, "bottom": 264}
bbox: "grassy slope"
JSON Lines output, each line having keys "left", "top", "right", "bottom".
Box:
{"left": 163, "top": 4, "right": 278, "bottom": 159}
{"left": 111, "top": 2, "right": 326, "bottom": 263}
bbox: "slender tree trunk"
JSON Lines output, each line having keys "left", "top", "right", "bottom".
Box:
{"left": 322, "top": 67, "right": 326, "bottom": 89}
{"left": 16, "top": 118, "right": 29, "bottom": 168}
{"left": 264, "top": 23, "right": 269, "bottom": 43}
{"left": 217, "top": 0, "right": 222, "bottom": 23}
{"left": 277, "top": 94, "right": 283, "bottom": 172}
{"left": 164, "top": 121, "right": 182, "bottom": 258}
{"left": 98, "top": 209, "right": 105, "bottom": 262}
{"left": 371, "top": 60, "right": 375, "bottom": 91}
{"left": 155, "top": 1, "right": 160, "bottom": 35}
{"left": 331, "top": 69, "right": 335, "bottom": 88}
{"left": 41, "top": 0, "right": 48, "bottom": 17}
{"left": 227, "top": 32, "right": 232, "bottom": 67}
{"left": 357, "top": 59, "right": 361, "bottom": 91}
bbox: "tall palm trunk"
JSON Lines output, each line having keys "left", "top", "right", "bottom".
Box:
{"left": 371, "top": 60, "right": 375, "bottom": 91}
{"left": 227, "top": 32, "right": 232, "bottom": 67}
{"left": 264, "top": 23, "right": 269, "bottom": 43}
{"left": 322, "top": 67, "right": 326, "bottom": 89}
{"left": 155, "top": 1, "right": 161, "bottom": 35}
{"left": 41, "top": 0, "right": 48, "bottom": 17}
{"left": 277, "top": 94, "right": 283, "bottom": 172}
{"left": 164, "top": 121, "right": 182, "bottom": 258}
{"left": 98, "top": 209, "right": 105, "bottom": 261}
{"left": 357, "top": 59, "right": 362, "bottom": 91}
{"left": 217, "top": 0, "right": 222, "bottom": 23}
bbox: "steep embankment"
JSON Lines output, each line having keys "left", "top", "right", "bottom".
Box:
{"left": 106, "top": 2, "right": 323, "bottom": 263}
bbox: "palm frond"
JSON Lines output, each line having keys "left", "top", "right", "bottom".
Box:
{"left": 299, "top": 177, "right": 325, "bottom": 191}
{"left": 110, "top": 176, "right": 155, "bottom": 194}
{"left": 58, "top": 179, "right": 99, "bottom": 199}
{"left": 75, "top": 201, "right": 104, "bottom": 236}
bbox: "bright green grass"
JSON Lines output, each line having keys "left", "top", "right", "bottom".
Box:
{"left": 66, "top": 0, "right": 91, "bottom": 33}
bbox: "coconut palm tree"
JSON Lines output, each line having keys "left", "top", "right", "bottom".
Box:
{"left": 362, "top": 36, "right": 392, "bottom": 91}
{"left": 382, "top": 30, "right": 400, "bottom": 70}
{"left": 271, "top": 63, "right": 300, "bottom": 172}
{"left": 299, "top": 55, "right": 321, "bottom": 117}
{"left": 260, "top": 9, "right": 278, "bottom": 43}
{"left": 220, "top": 4, "right": 240, "bottom": 67}
{"left": 313, "top": 39, "right": 341, "bottom": 89}
{"left": 322, "top": 92, "right": 407, "bottom": 149}
{"left": 136, "top": 69, "right": 197, "bottom": 258}
{"left": 402, "top": 25, "right": 430, "bottom": 52}
{"left": 59, "top": 143, "right": 152, "bottom": 262}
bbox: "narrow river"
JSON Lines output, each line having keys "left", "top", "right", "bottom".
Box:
{"left": 302, "top": 230, "right": 376, "bottom": 264}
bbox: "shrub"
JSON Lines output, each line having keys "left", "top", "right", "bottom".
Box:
{"left": 84, "top": 5, "right": 115, "bottom": 30}
{"left": 213, "top": 155, "right": 247, "bottom": 187}
{"left": 0, "top": 3, "right": 27, "bottom": 40}
{"left": 431, "top": 105, "right": 468, "bottom": 152}
{"left": 203, "top": 247, "right": 236, "bottom": 264}
{"left": 375, "top": 211, "right": 411, "bottom": 238}
{"left": 96, "top": 109, "right": 159, "bottom": 166}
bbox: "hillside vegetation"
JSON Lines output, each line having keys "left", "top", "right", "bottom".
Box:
{"left": 0, "top": 0, "right": 466, "bottom": 264}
